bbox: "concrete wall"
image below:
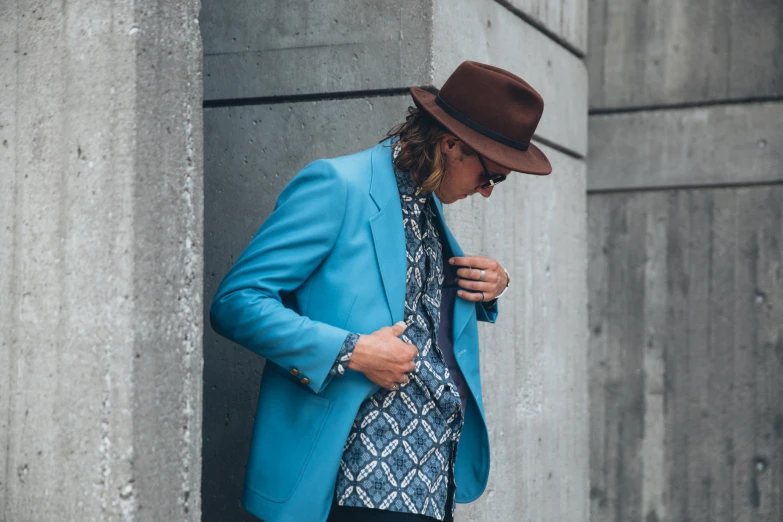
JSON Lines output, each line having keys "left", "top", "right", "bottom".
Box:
{"left": 588, "top": 187, "right": 783, "bottom": 522}
{"left": 587, "top": 0, "right": 783, "bottom": 110}
{"left": 1, "top": 1, "right": 203, "bottom": 520}
{"left": 587, "top": 1, "right": 783, "bottom": 521}
{"left": 588, "top": 102, "right": 783, "bottom": 191}
{"left": 499, "top": 0, "right": 587, "bottom": 54}
{"left": 202, "top": 1, "right": 588, "bottom": 521}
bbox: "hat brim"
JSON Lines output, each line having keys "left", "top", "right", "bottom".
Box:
{"left": 410, "top": 87, "right": 552, "bottom": 176}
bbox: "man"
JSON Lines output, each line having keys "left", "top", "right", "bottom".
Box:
{"left": 210, "top": 61, "right": 551, "bottom": 522}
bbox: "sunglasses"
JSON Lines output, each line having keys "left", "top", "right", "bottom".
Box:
{"left": 477, "top": 155, "right": 507, "bottom": 190}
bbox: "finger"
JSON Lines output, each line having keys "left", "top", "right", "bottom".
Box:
{"left": 448, "top": 256, "right": 479, "bottom": 268}
{"left": 456, "top": 268, "right": 498, "bottom": 282}
{"left": 457, "top": 289, "right": 491, "bottom": 302}
{"left": 448, "top": 255, "right": 491, "bottom": 268}
{"left": 390, "top": 320, "right": 408, "bottom": 337}
{"left": 457, "top": 268, "right": 498, "bottom": 286}
{"left": 456, "top": 278, "right": 495, "bottom": 291}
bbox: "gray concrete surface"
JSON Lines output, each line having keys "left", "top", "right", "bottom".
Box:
{"left": 203, "top": 97, "right": 588, "bottom": 522}
{"left": 202, "top": 0, "right": 431, "bottom": 100}
{"left": 202, "top": 0, "right": 432, "bottom": 101}
{"left": 202, "top": 0, "right": 588, "bottom": 158}
{"left": 586, "top": 0, "right": 783, "bottom": 520}
{"left": 588, "top": 187, "right": 783, "bottom": 522}
{"left": 1, "top": 1, "right": 203, "bottom": 520}
{"left": 0, "top": 2, "right": 16, "bottom": 516}
{"left": 588, "top": 0, "right": 783, "bottom": 110}
{"left": 588, "top": 102, "right": 783, "bottom": 191}
{"left": 500, "top": 0, "right": 587, "bottom": 53}
{"left": 445, "top": 144, "right": 588, "bottom": 522}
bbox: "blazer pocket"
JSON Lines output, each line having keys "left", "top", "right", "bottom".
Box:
{"left": 244, "top": 365, "right": 333, "bottom": 502}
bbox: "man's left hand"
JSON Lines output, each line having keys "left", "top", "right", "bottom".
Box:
{"left": 449, "top": 255, "right": 508, "bottom": 303}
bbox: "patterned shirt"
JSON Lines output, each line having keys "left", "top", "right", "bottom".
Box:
{"left": 328, "top": 146, "right": 464, "bottom": 520}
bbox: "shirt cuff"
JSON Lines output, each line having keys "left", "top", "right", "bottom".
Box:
{"left": 329, "top": 332, "right": 359, "bottom": 377}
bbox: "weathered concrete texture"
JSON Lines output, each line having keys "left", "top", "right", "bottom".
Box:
{"left": 203, "top": 94, "right": 588, "bottom": 521}
{"left": 588, "top": 102, "right": 783, "bottom": 191}
{"left": 0, "top": 1, "right": 203, "bottom": 521}
{"left": 588, "top": 188, "right": 783, "bottom": 522}
{"left": 132, "top": 1, "right": 204, "bottom": 519}
{"left": 201, "top": 0, "right": 587, "bottom": 157}
{"left": 588, "top": 0, "right": 783, "bottom": 110}
{"left": 445, "top": 145, "right": 589, "bottom": 522}
{"left": 0, "top": 1, "right": 16, "bottom": 516}
{"left": 201, "top": 0, "right": 432, "bottom": 100}
{"left": 432, "top": 0, "right": 588, "bottom": 157}
{"left": 499, "top": 0, "right": 587, "bottom": 53}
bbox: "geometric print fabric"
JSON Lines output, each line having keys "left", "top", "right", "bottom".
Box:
{"left": 333, "top": 149, "right": 464, "bottom": 520}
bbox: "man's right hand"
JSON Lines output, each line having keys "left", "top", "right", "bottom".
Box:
{"left": 347, "top": 321, "right": 417, "bottom": 390}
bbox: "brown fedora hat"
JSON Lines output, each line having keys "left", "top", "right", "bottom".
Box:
{"left": 410, "top": 61, "right": 551, "bottom": 175}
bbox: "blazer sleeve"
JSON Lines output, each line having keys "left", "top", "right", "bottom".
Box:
{"left": 210, "top": 160, "right": 351, "bottom": 394}
{"left": 476, "top": 300, "right": 498, "bottom": 323}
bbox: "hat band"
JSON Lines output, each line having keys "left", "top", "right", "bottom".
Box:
{"left": 435, "top": 95, "right": 529, "bottom": 152}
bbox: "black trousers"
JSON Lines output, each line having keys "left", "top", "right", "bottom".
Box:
{"left": 326, "top": 480, "right": 455, "bottom": 522}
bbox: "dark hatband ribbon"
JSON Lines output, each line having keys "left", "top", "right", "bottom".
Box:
{"left": 435, "top": 96, "right": 529, "bottom": 151}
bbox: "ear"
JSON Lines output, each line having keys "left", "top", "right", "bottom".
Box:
{"left": 440, "top": 134, "right": 459, "bottom": 155}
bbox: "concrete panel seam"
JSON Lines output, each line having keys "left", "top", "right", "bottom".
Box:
{"left": 203, "top": 88, "right": 585, "bottom": 160}
{"left": 587, "top": 179, "right": 783, "bottom": 195}
{"left": 533, "top": 133, "right": 584, "bottom": 160}
{"left": 203, "top": 87, "right": 418, "bottom": 109}
{"left": 493, "top": 0, "right": 585, "bottom": 58}
{"left": 203, "top": 39, "right": 412, "bottom": 58}
{"left": 589, "top": 95, "right": 783, "bottom": 116}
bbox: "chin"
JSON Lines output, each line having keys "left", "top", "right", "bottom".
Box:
{"left": 438, "top": 192, "right": 465, "bottom": 205}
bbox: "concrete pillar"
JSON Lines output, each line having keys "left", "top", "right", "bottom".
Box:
{"left": 202, "top": 1, "right": 588, "bottom": 520}
{"left": 0, "top": 1, "right": 203, "bottom": 520}
{"left": 587, "top": 1, "right": 783, "bottom": 521}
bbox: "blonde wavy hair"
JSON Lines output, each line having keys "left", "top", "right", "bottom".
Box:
{"left": 385, "top": 106, "right": 475, "bottom": 193}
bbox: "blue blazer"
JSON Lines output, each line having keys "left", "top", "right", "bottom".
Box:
{"left": 210, "top": 141, "right": 495, "bottom": 522}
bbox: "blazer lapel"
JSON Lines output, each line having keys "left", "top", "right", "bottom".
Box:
{"left": 431, "top": 197, "right": 475, "bottom": 342}
{"left": 367, "top": 143, "right": 475, "bottom": 336}
{"left": 369, "top": 143, "right": 406, "bottom": 323}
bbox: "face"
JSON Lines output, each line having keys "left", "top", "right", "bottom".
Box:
{"left": 434, "top": 136, "right": 512, "bottom": 204}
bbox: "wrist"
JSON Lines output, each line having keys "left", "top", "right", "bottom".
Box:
{"left": 346, "top": 335, "right": 370, "bottom": 371}
{"left": 496, "top": 266, "right": 511, "bottom": 299}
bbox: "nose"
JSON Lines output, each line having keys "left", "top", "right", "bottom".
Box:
{"left": 477, "top": 185, "right": 494, "bottom": 198}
